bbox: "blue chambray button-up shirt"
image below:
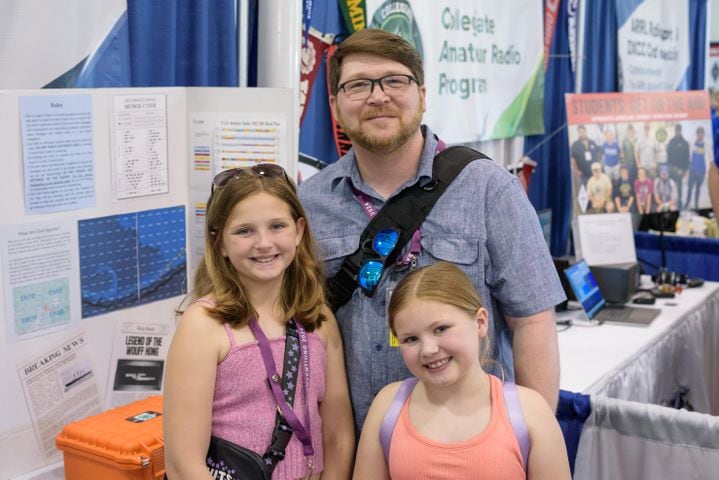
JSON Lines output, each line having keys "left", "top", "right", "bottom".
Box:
{"left": 298, "top": 126, "right": 565, "bottom": 430}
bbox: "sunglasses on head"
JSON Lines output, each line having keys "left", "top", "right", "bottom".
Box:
{"left": 357, "top": 229, "right": 400, "bottom": 291}
{"left": 211, "top": 163, "right": 290, "bottom": 195}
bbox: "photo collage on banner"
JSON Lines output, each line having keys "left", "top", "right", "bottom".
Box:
{"left": 565, "top": 91, "right": 714, "bottom": 217}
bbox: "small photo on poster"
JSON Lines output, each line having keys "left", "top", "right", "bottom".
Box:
{"left": 113, "top": 359, "right": 164, "bottom": 391}
{"left": 59, "top": 358, "right": 94, "bottom": 392}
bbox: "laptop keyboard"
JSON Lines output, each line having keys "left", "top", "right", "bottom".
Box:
{"left": 594, "top": 305, "right": 660, "bottom": 325}
{"left": 595, "top": 308, "right": 633, "bottom": 323}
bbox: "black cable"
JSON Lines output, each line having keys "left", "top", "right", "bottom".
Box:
{"left": 556, "top": 322, "right": 572, "bottom": 332}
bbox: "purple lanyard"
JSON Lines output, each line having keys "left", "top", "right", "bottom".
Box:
{"left": 352, "top": 138, "right": 447, "bottom": 268}
{"left": 248, "top": 318, "right": 314, "bottom": 457}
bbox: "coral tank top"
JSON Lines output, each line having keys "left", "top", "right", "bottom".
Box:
{"left": 388, "top": 374, "right": 525, "bottom": 480}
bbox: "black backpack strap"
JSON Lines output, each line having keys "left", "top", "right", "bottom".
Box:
{"left": 327, "top": 146, "right": 488, "bottom": 311}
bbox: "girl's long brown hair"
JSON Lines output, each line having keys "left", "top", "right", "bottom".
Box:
{"left": 183, "top": 174, "right": 327, "bottom": 331}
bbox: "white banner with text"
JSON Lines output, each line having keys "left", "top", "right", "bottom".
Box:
{"left": 616, "top": 0, "right": 690, "bottom": 92}
{"left": 366, "top": 0, "right": 545, "bottom": 143}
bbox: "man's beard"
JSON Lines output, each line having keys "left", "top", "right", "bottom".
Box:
{"left": 337, "top": 102, "right": 423, "bottom": 155}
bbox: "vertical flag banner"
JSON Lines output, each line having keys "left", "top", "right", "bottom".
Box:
{"left": 300, "top": 28, "right": 335, "bottom": 125}
{"left": 544, "top": 0, "right": 560, "bottom": 71}
{"left": 567, "top": 0, "right": 579, "bottom": 73}
{"left": 615, "top": 0, "right": 690, "bottom": 92}
{"left": 365, "top": 0, "right": 545, "bottom": 143}
{"left": 339, "top": 0, "right": 367, "bottom": 33}
{"left": 707, "top": 43, "right": 719, "bottom": 93}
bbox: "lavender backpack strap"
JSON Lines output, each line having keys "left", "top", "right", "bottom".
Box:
{"left": 503, "top": 381, "right": 530, "bottom": 469}
{"left": 379, "top": 377, "right": 418, "bottom": 462}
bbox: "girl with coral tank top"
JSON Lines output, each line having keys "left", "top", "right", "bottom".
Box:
{"left": 353, "top": 262, "right": 570, "bottom": 480}
{"left": 163, "top": 164, "right": 354, "bottom": 479}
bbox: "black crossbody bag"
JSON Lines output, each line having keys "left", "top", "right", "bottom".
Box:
{"left": 327, "top": 146, "right": 487, "bottom": 312}
{"left": 166, "top": 320, "right": 307, "bottom": 480}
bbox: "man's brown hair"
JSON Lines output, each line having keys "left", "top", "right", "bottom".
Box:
{"left": 328, "top": 28, "right": 424, "bottom": 96}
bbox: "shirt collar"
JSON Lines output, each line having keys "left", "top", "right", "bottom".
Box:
{"left": 328, "top": 124, "right": 442, "bottom": 193}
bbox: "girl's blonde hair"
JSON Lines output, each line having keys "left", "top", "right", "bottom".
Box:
{"left": 388, "top": 261, "right": 492, "bottom": 364}
{"left": 186, "top": 173, "right": 327, "bottom": 331}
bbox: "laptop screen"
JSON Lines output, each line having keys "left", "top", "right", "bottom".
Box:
{"left": 564, "top": 260, "right": 606, "bottom": 319}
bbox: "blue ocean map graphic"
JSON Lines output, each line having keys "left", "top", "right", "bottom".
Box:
{"left": 78, "top": 206, "right": 187, "bottom": 318}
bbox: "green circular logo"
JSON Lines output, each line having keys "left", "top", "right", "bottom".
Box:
{"left": 655, "top": 127, "right": 667, "bottom": 143}
{"left": 370, "top": 0, "right": 424, "bottom": 60}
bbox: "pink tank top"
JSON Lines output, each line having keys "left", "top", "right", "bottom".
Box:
{"left": 388, "top": 374, "right": 525, "bottom": 480}
{"left": 212, "top": 321, "right": 327, "bottom": 479}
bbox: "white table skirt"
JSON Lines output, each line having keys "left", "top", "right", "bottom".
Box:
{"left": 558, "top": 282, "right": 719, "bottom": 415}
{"left": 593, "top": 286, "right": 719, "bottom": 414}
{"left": 574, "top": 395, "right": 719, "bottom": 480}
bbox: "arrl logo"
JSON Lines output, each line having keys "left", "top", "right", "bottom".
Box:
{"left": 370, "top": 0, "right": 424, "bottom": 60}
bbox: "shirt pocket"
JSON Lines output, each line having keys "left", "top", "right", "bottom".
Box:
{"left": 420, "top": 235, "right": 482, "bottom": 280}
{"left": 316, "top": 234, "right": 360, "bottom": 278}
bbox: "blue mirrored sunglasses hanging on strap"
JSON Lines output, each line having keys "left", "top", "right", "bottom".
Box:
{"left": 353, "top": 188, "right": 423, "bottom": 292}
{"left": 352, "top": 141, "right": 438, "bottom": 293}
{"left": 357, "top": 228, "right": 400, "bottom": 291}
{"left": 326, "top": 142, "right": 488, "bottom": 311}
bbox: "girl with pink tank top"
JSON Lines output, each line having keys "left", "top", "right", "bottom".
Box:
{"left": 353, "top": 262, "right": 571, "bottom": 480}
{"left": 163, "top": 165, "right": 354, "bottom": 480}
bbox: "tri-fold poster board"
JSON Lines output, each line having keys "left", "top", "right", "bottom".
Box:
{"left": 0, "top": 86, "right": 295, "bottom": 478}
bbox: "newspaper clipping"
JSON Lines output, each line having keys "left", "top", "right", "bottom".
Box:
{"left": 106, "top": 321, "right": 171, "bottom": 408}
{"left": 17, "top": 332, "right": 101, "bottom": 458}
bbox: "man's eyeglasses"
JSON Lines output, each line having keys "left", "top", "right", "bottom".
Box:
{"left": 358, "top": 229, "right": 400, "bottom": 291}
{"left": 211, "top": 163, "right": 290, "bottom": 195}
{"left": 338, "top": 74, "right": 418, "bottom": 101}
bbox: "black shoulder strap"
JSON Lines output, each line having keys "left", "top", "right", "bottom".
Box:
{"left": 327, "top": 146, "right": 488, "bottom": 312}
{"left": 262, "top": 322, "right": 300, "bottom": 474}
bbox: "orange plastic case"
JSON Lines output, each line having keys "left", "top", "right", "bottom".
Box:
{"left": 55, "top": 395, "right": 165, "bottom": 480}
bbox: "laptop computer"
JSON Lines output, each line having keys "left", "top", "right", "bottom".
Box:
{"left": 563, "top": 259, "right": 660, "bottom": 326}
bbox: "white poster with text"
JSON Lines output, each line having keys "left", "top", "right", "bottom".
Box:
{"left": 19, "top": 94, "right": 96, "bottom": 213}
{"left": 17, "top": 332, "right": 101, "bottom": 459}
{"left": 112, "top": 94, "right": 169, "bottom": 199}
{"left": 365, "top": 0, "right": 544, "bottom": 142}
{"left": 105, "top": 321, "right": 171, "bottom": 408}
{"left": 616, "top": 0, "right": 689, "bottom": 92}
{"left": 1, "top": 219, "right": 81, "bottom": 342}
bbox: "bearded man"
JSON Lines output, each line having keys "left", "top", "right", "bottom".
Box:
{"left": 299, "top": 29, "right": 564, "bottom": 431}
